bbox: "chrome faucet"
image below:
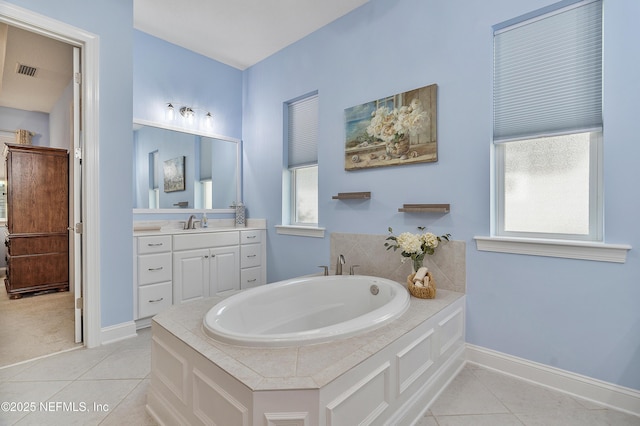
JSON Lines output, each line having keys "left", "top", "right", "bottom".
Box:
{"left": 350, "top": 264, "right": 360, "bottom": 275}
{"left": 185, "top": 214, "right": 197, "bottom": 229}
{"left": 335, "top": 254, "right": 345, "bottom": 275}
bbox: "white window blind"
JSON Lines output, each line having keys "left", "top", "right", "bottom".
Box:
{"left": 288, "top": 94, "right": 318, "bottom": 167}
{"left": 493, "top": 0, "right": 602, "bottom": 142}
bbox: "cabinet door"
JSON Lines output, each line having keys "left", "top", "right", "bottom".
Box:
{"left": 173, "top": 249, "right": 209, "bottom": 304}
{"left": 209, "top": 246, "right": 240, "bottom": 295}
{"left": 7, "top": 146, "right": 69, "bottom": 234}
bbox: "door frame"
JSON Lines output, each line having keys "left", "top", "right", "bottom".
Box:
{"left": 0, "top": 2, "right": 101, "bottom": 347}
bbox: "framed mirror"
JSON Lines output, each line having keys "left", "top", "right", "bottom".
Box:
{"left": 133, "top": 119, "right": 241, "bottom": 213}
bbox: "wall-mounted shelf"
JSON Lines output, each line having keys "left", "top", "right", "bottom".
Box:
{"left": 332, "top": 192, "right": 371, "bottom": 200}
{"left": 398, "top": 203, "right": 450, "bottom": 213}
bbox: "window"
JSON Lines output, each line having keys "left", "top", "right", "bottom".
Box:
{"left": 201, "top": 179, "right": 213, "bottom": 210}
{"left": 284, "top": 93, "right": 319, "bottom": 228}
{"left": 149, "top": 150, "right": 159, "bottom": 209}
{"left": 493, "top": 0, "right": 602, "bottom": 241}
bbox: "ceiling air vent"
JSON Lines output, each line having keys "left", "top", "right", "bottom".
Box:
{"left": 16, "top": 63, "right": 38, "bottom": 77}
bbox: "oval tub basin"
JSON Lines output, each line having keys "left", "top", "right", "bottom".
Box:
{"left": 202, "top": 275, "right": 410, "bottom": 347}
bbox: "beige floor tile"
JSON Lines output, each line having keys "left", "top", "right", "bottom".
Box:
{"left": 9, "top": 347, "right": 112, "bottom": 382}
{"left": 414, "top": 414, "right": 439, "bottom": 426}
{"left": 429, "top": 367, "right": 509, "bottom": 416}
{"left": 78, "top": 348, "right": 151, "bottom": 380}
{"left": 435, "top": 413, "right": 525, "bottom": 426}
{"left": 470, "top": 367, "right": 584, "bottom": 414}
{"left": 515, "top": 407, "right": 640, "bottom": 426}
{"left": 0, "top": 380, "right": 71, "bottom": 425}
{"left": 99, "top": 379, "right": 157, "bottom": 426}
{"left": 14, "top": 379, "right": 139, "bottom": 426}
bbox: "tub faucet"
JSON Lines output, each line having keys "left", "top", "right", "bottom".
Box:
{"left": 335, "top": 254, "right": 345, "bottom": 275}
{"left": 185, "top": 214, "right": 197, "bottom": 229}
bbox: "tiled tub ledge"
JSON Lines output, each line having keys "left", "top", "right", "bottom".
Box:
{"left": 147, "top": 288, "right": 466, "bottom": 425}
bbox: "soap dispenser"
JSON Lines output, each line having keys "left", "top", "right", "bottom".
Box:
{"left": 202, "top": 212, "right": 208, "bottom": 228}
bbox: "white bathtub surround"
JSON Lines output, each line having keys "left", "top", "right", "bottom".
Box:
{"left": 148, "top": 289, "right": 465, "bottom": 425}
{"left": 203, "top": 275, "right": 409, "bottom": 347}
{"left": 330, "top": 232, "right": 466, "bottom": 293}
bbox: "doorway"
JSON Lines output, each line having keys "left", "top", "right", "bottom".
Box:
{"left": 1, "top": 1, "right": 101, "bottom": 354}
{"left": 0, "top": 3, "right": 102, "bottom": 365}
{"left": 0, "top": 23, "right": 82, "bottom": 366}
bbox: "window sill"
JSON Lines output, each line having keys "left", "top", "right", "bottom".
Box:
{"left": 474, "top": 236, "right": 631, "bottom": 263}
{"left": 275, "top": 225, "right": 325, "bottom": 238}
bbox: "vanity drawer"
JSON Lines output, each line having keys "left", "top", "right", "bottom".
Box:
{"left": 173, "top": 231, "right": 239, "bottom": 251}
{"left": 241, "top": 267, "right": 262, "bottom": 289}
{"left": 241, "top": 244, "right": 261, "bottom": 268}
{"left": 138, "top": 252, "right": 172, "bottom": 285}
{"left": 240, "top": 230, "right": 262, "bottom": 244}
{"left": 138, "top": 282, "right": 172, "bottom": 318}
{"left": 137, "top": 235, "right": 172, "bottom": 254}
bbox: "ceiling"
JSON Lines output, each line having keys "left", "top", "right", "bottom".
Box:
{"left": 133, "top": 0, "right": 369, "bottom": 70}
{"left": 0, "top": 23, "right": 73, "bottom": 113}
{"left": 0, "top": 0, "right": 368, "bottom": 113}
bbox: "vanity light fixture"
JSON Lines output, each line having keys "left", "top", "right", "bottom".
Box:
{"left": 165, "top": 102, "right": 212, "bottom": 126}
{"left": 179, "top": 106, "right": 195, "bottom": 120}
{"left": 166, "top": 103, "right": 175, "bottom": 121}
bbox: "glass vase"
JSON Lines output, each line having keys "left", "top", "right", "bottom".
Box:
{"left": 411, "top": 254, "right": 425, "bottom": 274}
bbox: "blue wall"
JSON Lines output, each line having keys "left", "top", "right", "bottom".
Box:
{"left": 242, "top": 0, "right": 640, "bottom": 390}
{"left": 133, "top": 30, "right": 243, "bottom": 140}
{"left": 5, "top": 0, "right": 135, "bottom": 328}
{"left": 0, "top": 106, "right": 49, "bottom": 146}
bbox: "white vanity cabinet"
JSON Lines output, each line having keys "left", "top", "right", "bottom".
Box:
{"left": 134, "top": 235, "right": 173, "bottom": 320}
{"left": 173, "top": 231, "right": 240, "bottom": 303}
{"left": 134, "top": 226, "right": 265, "bottom": 324}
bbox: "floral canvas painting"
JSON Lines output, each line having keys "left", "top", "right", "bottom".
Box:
{"left": 344, "top": 84, "right": 437, "bottom": 170}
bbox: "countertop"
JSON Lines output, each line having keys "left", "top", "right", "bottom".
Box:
{"left": 133, "top": 218, "right": 266, "bottom": 237}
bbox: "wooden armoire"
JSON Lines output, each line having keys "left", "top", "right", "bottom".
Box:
{"left": 4, "top": 143, "right": 69, "bottom": 299}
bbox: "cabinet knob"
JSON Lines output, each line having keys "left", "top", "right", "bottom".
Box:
{"left": 148, "top": 267, "right": 163, "bottom": 271}
{"left": 148, "top": 297, "right": 164, "bottom": 303}
{"left": 204, "top": 255, "right": 209, "bottom": 259}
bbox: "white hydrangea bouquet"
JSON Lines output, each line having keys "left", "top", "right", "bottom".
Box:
{"left": 366, "top": 98, "right": 428, "bottom": 144}
{"left": 384, "top": 226, "right": 450, "bottom": 272}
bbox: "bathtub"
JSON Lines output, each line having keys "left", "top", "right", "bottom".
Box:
{"left": 202, "top": 275, "right": 410, "bottom": 347}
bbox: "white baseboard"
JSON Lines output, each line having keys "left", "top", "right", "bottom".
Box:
{"left": 100, "top": 321, "right": 137, "bottom": 345}
{"left": 466, "top": 344, "right": 640, "bottom": 418}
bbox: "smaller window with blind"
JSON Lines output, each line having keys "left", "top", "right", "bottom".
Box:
{"left": 285, "top": 93, "right": 319, "bottom": 226}
{"left": 493, "top": 0, "right": 603, "bottom": 241}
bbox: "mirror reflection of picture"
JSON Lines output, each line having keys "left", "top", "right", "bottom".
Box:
{"left": 163, "top": 156, "right": 185, "bottom": 192}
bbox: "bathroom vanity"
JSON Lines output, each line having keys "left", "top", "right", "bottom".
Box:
{"left": 133, "top": 221, "right": 266, "bottom": 326}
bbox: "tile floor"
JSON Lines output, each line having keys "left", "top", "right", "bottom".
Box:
{"left": 1, "top": 328, "right": 638, "bottom": 426}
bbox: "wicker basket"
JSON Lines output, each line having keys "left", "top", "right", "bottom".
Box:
{"left": 407, "top": 271, "right": 436, "bottom": 299}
